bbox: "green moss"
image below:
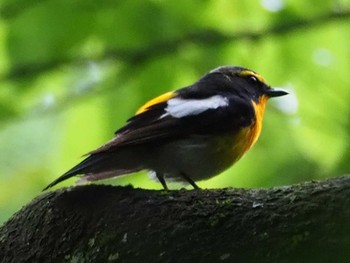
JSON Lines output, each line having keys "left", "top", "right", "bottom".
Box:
{"left": 88, "top": 238, "right": 95, "bottom": 247}
{"left": 69, "top": 252, "right": 85, "bottom": 263}
{"left": 209, "top": 213, "right": 227, "bottom": 227}
{"left": 108, "top": 253, "right": 120, "bottom": 261}
{"left": 291, "top": 231, "right": 310, "bottom": 245}
{"left": 215, "top": 199, "right": 234, "bottom": 207}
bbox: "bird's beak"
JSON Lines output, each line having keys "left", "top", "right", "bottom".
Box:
{"left": 266, "top": 87, "right": 289, "bottom": 98}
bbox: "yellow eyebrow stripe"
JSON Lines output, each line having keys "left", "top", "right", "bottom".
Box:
{"left": 239, "top": 70, "right": 267, "bottom": 84}
{"left": 136, "top": 91, "right": 176, "bottom": 114}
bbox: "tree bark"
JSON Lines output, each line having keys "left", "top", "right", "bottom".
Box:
{"left": 1, "top": 175, "right": 349, "bottom": 263}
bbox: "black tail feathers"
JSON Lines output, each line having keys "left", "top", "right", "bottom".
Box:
{"left": 42, "top": 154, "right": 105, "bottom": 191}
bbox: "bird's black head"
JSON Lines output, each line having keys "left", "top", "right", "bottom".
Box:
{"left": 205, "top": 66, "right": 288, "bottom": 102}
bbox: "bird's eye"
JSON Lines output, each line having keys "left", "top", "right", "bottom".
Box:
{"left": 248, "top": 75, "right": 258, "bottom": 83}
{"left": 239, "top": 70, "right": 267, "bottom": 86}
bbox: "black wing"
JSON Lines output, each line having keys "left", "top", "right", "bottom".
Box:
{"left": 89, "top": 92, "right": 255, "bottom": 155}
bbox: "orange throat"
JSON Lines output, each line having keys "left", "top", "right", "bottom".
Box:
{"left": 234, "top": 95, "right": 269, "bottom": 158}
{"left": 250, "top": 95, "right": 268, "bottom": 147}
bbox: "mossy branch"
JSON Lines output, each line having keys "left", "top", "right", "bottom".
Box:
{"left": 1, "top": 175, "right": 350, "bottom": 263}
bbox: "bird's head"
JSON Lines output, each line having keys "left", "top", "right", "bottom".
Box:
{"left": 206, "top": 66, "right": 288, "bottom": 102}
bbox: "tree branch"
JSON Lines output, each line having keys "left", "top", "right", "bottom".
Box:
{"left": 2, "top": 10, "right": 349, "bottom": 82}
{"left": 1, "top": 175, "right": 349, "bottom": 263}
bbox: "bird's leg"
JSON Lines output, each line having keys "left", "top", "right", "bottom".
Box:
{"left": 181, "top": 172, "right": 200, "bottom": 189}
{"left": 156, "top": 172, "right": 168, "bottom": 191}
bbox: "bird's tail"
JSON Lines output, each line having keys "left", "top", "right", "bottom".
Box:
{"left": 43, "top": 150, "right": 143, "bottom": 191}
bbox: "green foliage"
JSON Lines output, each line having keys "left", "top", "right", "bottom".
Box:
{"left": 0, "top": 0, "right": 349, "bottom": 224}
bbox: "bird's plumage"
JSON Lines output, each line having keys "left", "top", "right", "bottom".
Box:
{"left": 43, "top": 66, "right": 287, "bottom": 190}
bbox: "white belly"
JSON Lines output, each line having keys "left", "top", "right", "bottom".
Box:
{"left": 147, "top": 135, "right": 239, "bottom": 182}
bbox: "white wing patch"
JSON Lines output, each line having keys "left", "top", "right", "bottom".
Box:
{"left": 163, "top": 95, "right": 229, "bottom": 118}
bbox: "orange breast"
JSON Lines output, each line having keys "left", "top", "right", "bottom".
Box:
{"left": 232, "top": 95, "right": 268, "bottom": 160}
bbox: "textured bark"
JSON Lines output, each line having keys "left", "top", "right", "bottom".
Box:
{"left": 0, "top": 176, "right": 350, "bottom": 263}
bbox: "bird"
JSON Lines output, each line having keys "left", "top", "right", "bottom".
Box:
{"left": 43, "top": 66, "right": 288, "bottom": 191}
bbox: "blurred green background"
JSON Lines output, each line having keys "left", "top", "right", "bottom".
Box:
{"left": 0, "top": 0, "right": 349, "bottom": 225}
